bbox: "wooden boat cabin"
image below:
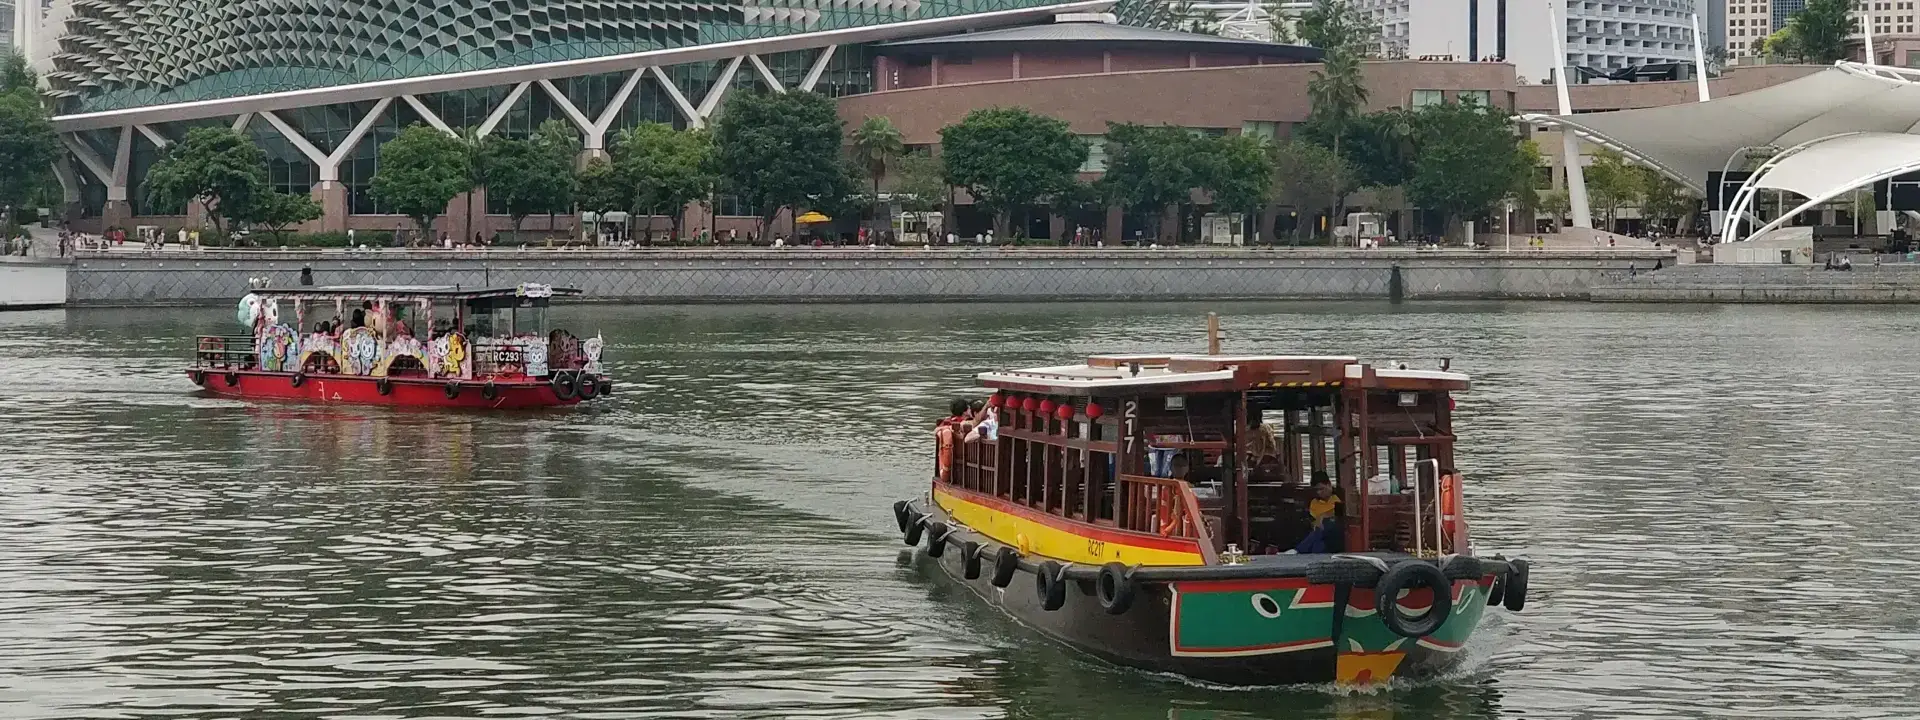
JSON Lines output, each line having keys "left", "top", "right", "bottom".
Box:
{"left": 940, "top": 354, "right": 1472, "bottom": 562}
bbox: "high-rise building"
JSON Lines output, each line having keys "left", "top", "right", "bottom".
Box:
{"left": 1, "top": 0, "right": 16, "bottom": 56}
{"left": 1355, "top": 1, "right": 1700, "bottom": 85}
{"left": 1561, "top": 0, "right": 1701, "bottom": 71}
{"left": 1704, "top": 0, "right": 1726, "bottom": 52}
{"left": 1769, "top": 0, "right": 1805, "bottom": 31}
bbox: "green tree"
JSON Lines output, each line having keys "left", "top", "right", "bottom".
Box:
{"left": 1097, "top": 123, "right": 1200, "bottom": 242}
{"left": 890, "top": 151, "right": 949, "bottom": 240}
{"left": 613, "top": 122, "right": 716, "bottom": 242}
{"left": 370, "top": 124, "right": 471, "bottom": 241}
{"left": 0, "top": 53, "right": 58, "bottom": 229}
{"left": 1296, "top": 0, "right": 1380, "bottom": 56}
{"left": 241, "top": 191, "right": 323, "bottom": 244}
{"left": 848, "top": 116, "right": 906, "bottom": 234}
{"left": 1405, "top": 101, "right": 1532, "bottom": 240}
{"left": 1307, "top": 49, "right": 1369, "bottom": 160}
{"left": 1193, "top": 133, "right": 1273, "bottom": 237}
{"left": 1268, "top": 139, "right": 1349, "bottom": 243}
{"left": 486, "top": 119, "right": 580, "bottom": 243}
{"left": 1634, "top": 166, "right": 1697, "bottom": 232}
{"left": 711, "top": 91, "right": 848, "bottom": 238}
{"left": 1584, "top": 148, "right": 1641, "bottom": 230}
{"left": 940, "top": 107, "right": 1087, "bottom": 238}
{"left": 1267, "top": 2, "right": 1299, "bottom": 43}
{"left": 1785, "top": 0, "right": 1850, "bottom": 64}
{"left": 1537, "top": 189, "right": 1571, "bottom": 228}
{"left": 144, "top": 127, "right": 266, "bottom": 236}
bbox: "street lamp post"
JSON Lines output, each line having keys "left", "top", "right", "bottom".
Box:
{"left": 1504, "top": 198, "right": 1514, "bottom": 252}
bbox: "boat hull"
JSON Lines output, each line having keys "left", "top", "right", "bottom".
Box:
{"left": 911, "top": 500, "right": 1495, "bottom": 686}
{"left": 186, "top": 369, "right": 599, "bottom": 409}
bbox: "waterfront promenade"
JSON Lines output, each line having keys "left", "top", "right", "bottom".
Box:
{"left": 56, "top": 246, "right": 1670, "bottom": 306}
{"left": 1591, "top": 262, "right": 1920, "bottom": 303}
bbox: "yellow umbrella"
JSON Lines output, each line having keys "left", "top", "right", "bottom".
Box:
{"left": 795, "top": 211, "right": 832, "bottom": 223}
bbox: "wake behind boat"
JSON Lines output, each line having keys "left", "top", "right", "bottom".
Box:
{"left": 186, "top": 283, "right": 610, "bottom": 409}
{"left": 892, "top": 317, "right": 1530, "bottom": 686}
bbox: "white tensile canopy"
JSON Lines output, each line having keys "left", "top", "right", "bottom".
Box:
{"left": 1520, "top": 63, "right": 1920, "bottom": 240}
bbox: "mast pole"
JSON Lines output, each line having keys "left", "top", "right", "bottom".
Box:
{"left": 1207, "top": 313, "right": 1221, "bottom": 355}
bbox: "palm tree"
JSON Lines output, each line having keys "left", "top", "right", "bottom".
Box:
{"left": 849, "top": 116, "right": 906, "bottom": 234}
{"left": 456, "top": 127, "right": 494, "bottom": 245}
{"left": 1307, "top": 47, "right": 1369, "bottom": 160}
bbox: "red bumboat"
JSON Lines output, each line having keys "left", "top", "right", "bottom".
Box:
{"left": 187, "top": 283, "right": 611, "bottom": 409}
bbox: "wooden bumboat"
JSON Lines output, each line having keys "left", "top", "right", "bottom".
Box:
{"left": 892, "top": 319, "right": 1530, "bottom": 686}
{"left": 186, "top": 283, "right": 610, "bottom": 409}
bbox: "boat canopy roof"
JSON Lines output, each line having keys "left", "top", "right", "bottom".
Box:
{"left": 250, "top": 284, "right": 583, "bottom": 301}
{"left": 976, "top": 354, "right": 1470, "bottom": 396}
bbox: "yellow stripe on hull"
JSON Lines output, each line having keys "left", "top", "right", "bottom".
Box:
{"left": 933, "top": 485, "right": 1208, "bottom": 566}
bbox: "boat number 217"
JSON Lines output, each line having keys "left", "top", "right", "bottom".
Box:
{"left": 1086, "top": 539, "right": 1107, "bottom": 557}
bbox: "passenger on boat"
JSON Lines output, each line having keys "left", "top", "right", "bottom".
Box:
{"left": 349, "top": 303, "right": 368, "bottom": 329}
{"left": 1287, "top": 475, "right": 1341, "bottom": 554}
{"left": 964, "top": 404, "right": 998, "bottom": 442}
{"left": 1247, "top": 417, "right": 1281, "bottom": 468}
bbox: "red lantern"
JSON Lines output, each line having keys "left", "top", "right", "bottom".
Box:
{"left": 1054, "top": 404, "right": 1074, "bottom": 420}
{"left": 1038, "top": 399, "right": 1056, "bottom": 414}
{"left": 1085, "top": 402, "right": 1103, "bottom": 419}
{"left": 987, "top": 393, "right": 1003, "bottom": 408}
{"left": 1023, "top": 396, "right": 1039, "bottom": 412}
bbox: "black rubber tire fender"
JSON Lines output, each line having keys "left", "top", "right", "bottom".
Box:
{"left": 892, "top": 501, "right": 913, "bottom": 533}
{"left": 444, "top": 381, "right": 461, "bottom": 399}
{"left": 1375, "top": 561, "right": 1453, "bottom": 639}
{"left": 290, "top": 372, "right": 306, "bottom": 388}
{"left": 1441, "top": 556, "right": 1484, "bottom": 581}
{"left": 990, "top": 547, "right": 1021, "bottom": 588}
{"left": 924, "top": 522, "right": 950, "bottom": 558}
{"left": 1096, "top": 562, "right": 1137, "bottom": 616}
{"left": 224, "top": 371, "right": 240, "bottom": 387}
{"left": 482, "top": 381, "right": 499, "bottom": 400}
{"left": 902, "top": 513, "right": 925, "bottom": 547}
{"left": 1307, "top": 557, "right": 1385, "bottom": 588}
{"left": 597, "top": 378, "right": 613, "bottom": 396}
{"left": 551, "top": 372, "right": 577, "bottom": 400}
{"left": 1034, "top": 560, "right": 1068, "bottom": 612}
{"left": 1486, "top": 574, "right": 1506, "bottom": 607}
{"left": 960, "top": 541, "right": 983, "bottom": 579}
{"left": 576, "top": 373, "right": 599, "bottom": 400}
{"left": 1503, "top": 559, "right": 1530, "bottom": 613}
{"left": 189, "top": 370, "right": 206, "bottom": 386}
{"left": 376, "top": 378, "right": 393, "bottom": 396}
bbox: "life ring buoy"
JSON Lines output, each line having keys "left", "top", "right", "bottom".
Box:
{"left": 482, "top": 381, "right": 499, "bottom": 400}
{"left": 551, "top": 372, "right": 577, "bottom": 400}
{"left": 1503, "top": 559, "right": 1530, "bottom": 612}
{"left": 902, "top": 513, "right": 925, "bottom": 547}
{"left": 1157, "top": 489, "right": 1182, "bottom": 536}
{"left": 576, "top": 373, "right": 598, "bottom": 400}
{"left": 960, "top": 541, "right": 983, "bottom": 579}
{"left": 444, "top": 381, "right": 462, "bottom": 399}
{"left": 924, "top": 522, "right": 949, "bottom": 558}
{"left": 1375, "top": 562, "right": 1453, "bottom": 638}
{"left": 224, "top": 371, "right": 240, "bottom": 387}
{"left": 1096, "top": 562, "right": 1137, "bottom": 615}
{"left": 290, "top": 372, "right": 306, "bottom": 388}
{"left": 1033, "top": 560, "right": 1068, "bottom": 612}
{"left": 376, "top": 378, "right": 393, "bottom": 396}
{"left": 990, "top": 547, "right": 1021, "bottom": 588}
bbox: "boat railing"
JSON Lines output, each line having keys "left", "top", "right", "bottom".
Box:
{"left": 193, "top": 335, "right": 258, "bottom": 369}
{"left": 1117, "top": 473, "right": 1206, "bottom": 541}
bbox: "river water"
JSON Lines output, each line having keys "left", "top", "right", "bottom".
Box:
{"left": 3, "top": 301, "right": 1919, "bottom": 719}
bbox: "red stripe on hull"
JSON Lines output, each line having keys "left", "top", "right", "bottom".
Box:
{"left": 936, "top": 483, "right": 1206, "bottom": 555}
{"left": 187, "top": 370, "right": 587, "bottom": 409}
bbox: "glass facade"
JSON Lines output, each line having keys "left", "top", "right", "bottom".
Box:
{"left": 47, "top": 0, "right": 1059, "bottom": 114}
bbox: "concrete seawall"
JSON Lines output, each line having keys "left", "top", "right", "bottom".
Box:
{"left": 1591, "top": 264, "right": 1920, "bottom": 303}
{"left": 0, "top": 259, "right": 68, "bottom": 310}
{"left": 66, "top": 249, "right": 1670, "bottom": 307}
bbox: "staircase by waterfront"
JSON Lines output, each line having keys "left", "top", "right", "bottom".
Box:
{"left": 1591, "top": 262, "right": 1920, "bottom": 303}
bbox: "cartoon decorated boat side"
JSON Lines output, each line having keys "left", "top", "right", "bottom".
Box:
{"left": 893, "top": 318, "right": 1530, "bottom": 687}
{"left": 187, "top": 284, "right": 610, "bottom": 409}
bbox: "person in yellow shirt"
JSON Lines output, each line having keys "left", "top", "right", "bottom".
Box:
{"left": 1288, "top": 474, "right": 1341, "bottom": 554}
